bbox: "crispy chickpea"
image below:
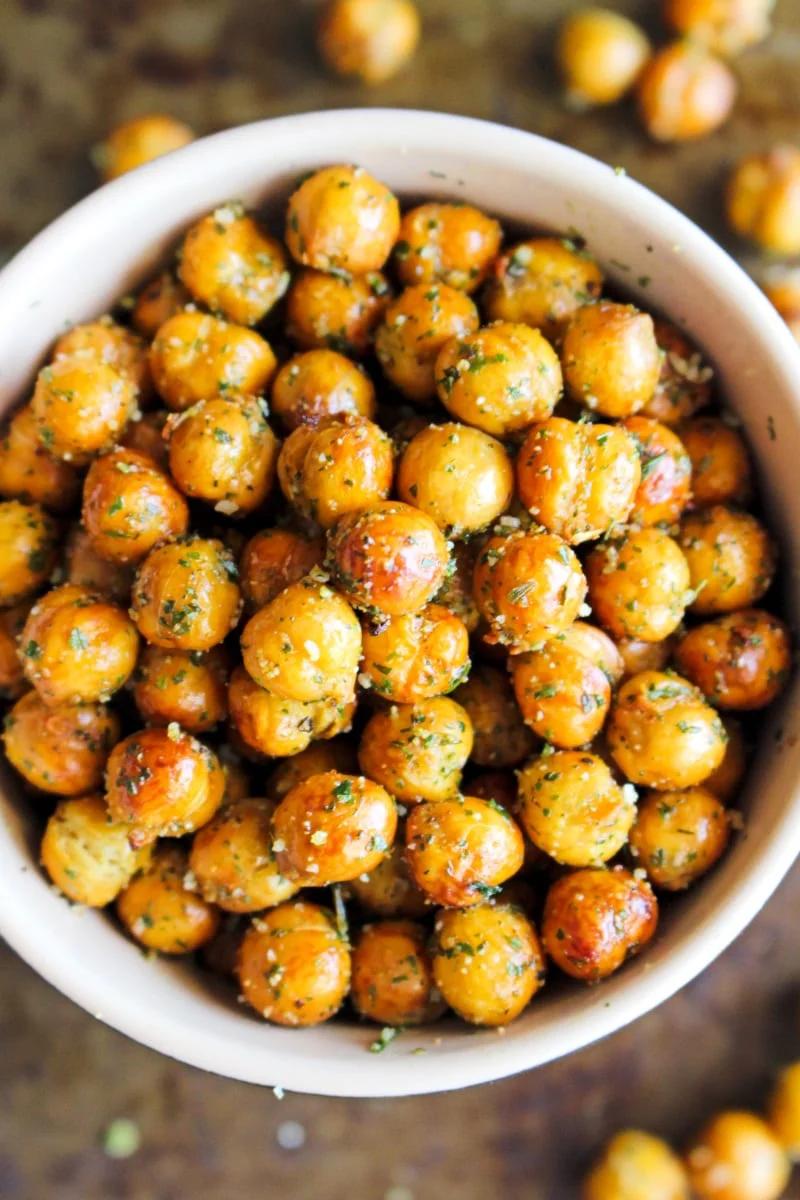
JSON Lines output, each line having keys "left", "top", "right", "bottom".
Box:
{"left": 149, "top": 311, "right": 277, "bottom": 413}
{"left": 473, "top": 530, "right": 587, "bottom": 652}
{"left": 617, "top": 634, "right": 678, "bottom": 681}
{"left": 0, "top": 500, "right": 59, "bottom": 606}
{"left": 587, "top": 528, "right": 691, "bottom": 643}
{"left": 563, "top": 621, "right": 626, "bottom": 686}
{"left": 405, "top": 796, "right": 524, "bottom": 907}
{"left": 637, "top": 41, "right": 737, "bottom": 142}
{"left": 705, "top": 717, "right": 747, "bottom": 802}
{"left": 0, "top": 601, "right": 31, "bottom": 699}
{"left": 31, "top": 354, "right": 137, "bottom": 464}
{"left": 359, "top": 696, "right": 473, "bottom": 803}
{"left": 132, "top": 270, "right": 190, "bottom": 340}
{"left": 351, "top": 920, "right": 444, "bottom": 1027}
{"left": 20, "top": 584, "right": 138, "bottom": 705}
{"left": 621, "top": 416, "right": 692, "bottom": 528}
{"left": 562, "top": 302, "right": 661, "bottom": 418}
{"left": 271, "top": 348, "right": 376, "bottom": 432}
{"left": 436, "top": 322, "right": 562, "bottom": 437}
{"left": 278, "top": 415, "right": 393, "bottom": 528}
{"left": 557, "top": 8, "right": 651, "bottom": 108}
{"left": 272, "top": 771, "right": 397, "bottom": 885}
{"left": 453, "top": 664, "right": 535, "bottom": 768}
{"left": 665, "top": 0, "right": 774, "bottom": 56}
{"left": 583, "top": 1130, "right": 690, "bottom": 1200}
{"left": 433, "top": 541, "right": 481, "bottom": 634}
{"left": 375, "top": 284, "right": 480, "bottom": 405}
{"left": 64, "top": 524, "right": 134, "bottom": 602}
{"left": 229, "top": 665, "right": 354, "bottom": 758}
{"left": 166, "top": 394, "right": 278, "bottom": 517}
{"left": 285, "top": 165, "right": 400, "bottom": 275}
{"left": 397, "top": 423, "right": 514, "bottom": 537}
{"left": 133, "top": 645, "right": 229, "bottom": 733}
{"left": 361, "top": 604, "right": 470, "bottom": 702}
{"left": 265, "top": 738, "right": 359, "bottom": 801}
{"left": 327, "top": 501, "right": 451, "bottom": 617}
{"left": 630, "top": 787, "right": 730, "bottom": 890}
{"left": 132, "top": 537, "right": 241, "bottom": 651}
{"left": 768, "top": 1062, "right": 800, "bottom": 1159}
{"left": 286, "top": 268, "right": 391, "bottom": 356}
{"left": 239, "top": 528, "right": 325, "bottom": 611}
{"left": 347, "top": 840, "right": 428, "bottom": 918}
{"left": 41, "top": 794, "right": 151, "bottom": 908}
{"left": 644, "top": 320, "right": 714, "bottom": 426}
{"left": 53, "top": 318, "right": 152, "bottom": 399}
{"left": 189, "top": 797, "right": 300, "bottom": 913}
{"left": 3, "top": 691, "right": 119, "bottom": 795}
{"left": 82, "top": 447, "right": 189, "bottom": 563}
{"left": 674, "top": 609, "right": 791, "bottom": 710}
{"left": 394, "top": 203, "right": 502, "bottom": 294}
{"left": 726, "top": 146, "right": 800, "bottom": 255}
{"left": 237, "top": 900, "right": 351, "bottom": 1027}
{"left": 94, "top": 114, "right": 194, "bottom": 182}
{"left": 119, "top": 408, "right": 170, "bottom": 471}
{"left": 432, "top": 903, "right": 545, "bottom": 1026}
{"left": 0, "top": 403, "right": 81, "bottom": 512}
{"left": 542, "top": 865, "right": 658, "bottom": 982}
{"left": 607, "top": 670, "right": 727, "bottom": 789}
{"left": 511, "top": 639, "right": 612, "bottom": 749}
{"left": 483, "top": 238, "right": 604, "bottom": 343}
{"left": 318, "top": 0, "right": 420, "bottom": 84}
{"left": 105, "top": 726, "right": 224, "bottom": 846}
{"left": 682, "top": 417, "right": 752, "bottom": 508}
{"left": 679, "top": 506, "right": 776, "bottom": 615}
{"left": 685, "top": 1112, "right": 790, "bottom": 1200}
{"left": 117, "top": 844, "right": 219, "bottom": 954}
{"left": 516, "top": 417, "right": 641, "bottom": 544}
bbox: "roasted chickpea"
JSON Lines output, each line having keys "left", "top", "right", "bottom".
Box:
{"left": 117, "top": 844, "right": 219, "bottom": 954}
{"left": 436, "top": 322, "right": 562, "bottom": 437}
{"left": 617, "top": 634, "right": 679, "bottom": 681}
{"left": 285, "top": 165, "right": 400, "bottom": 275}
{"left": 516, "top": 417, "right": 641, "bottom": 543}
{"left": 431, "top": 903, "right": 546, "bottom": 1026}
{"left": 607, "top": 670, "right": 727, "bottom": 789}
{"left": 587, "top": 528, "right": 691, "bottom": 642}
{"left": 119, "top": 408, "right": 170, "bottom": 471}
{"left": 644, "top": 320, "right": 713, "bottom": 427}
{"left": 271, "top": 349, "right": 376, "bottom": 432}
{"left": 682, "top": 417, "right": 752, "bottom": 508}
{"left": 189, "top": 797, "right": 300, "bottom": 912}
{"left": 0, "top": 601, "right": 31, "bottom": 699}
{"left": 511, "top": 639, "right": 612, "bottom": 749}
{"left": 272, "top": 771, "right": 397, "bottom": 884}
{"left": 64, "top": 524, "right": 134, "bottom": 602}
{"left": 705, "top": 716, "right": 747, "bottom": 802}
{"left": 557, "top": 8, "right": 651, "bottom": 108}
{"left": 562, "top": 621, "right": 626, "bottom": 686}
{"left": 347, "top": 840, "right": 428, "bottom": 918}
{"left": 229, "top": 666, "right": 354, "bottom": 759}
{"left": 0, "top": 403, "right": 81, "bottom": 512}
{"left": 542, "top": 865, "right": 658, "bottom": 982}
{"left": 132, "top": 270, "right": 190, "bottom": 340}
{"left": 562, "top": 302, "right": 661, "bottom": 418}
{"left": 665, "top": 0, "right": 774, "bottom": 56}
{"left": 394, "top": 203, "right": 502, "bottom": 294}
{"left": 239, "top": 528, "right": 324, "bottom": 611}
{"left": 105, "top": 726, "right": 225, "bottom": 846}
{"left": 583, "top": 1130, "right": 690, "bottom": 1200}
{"left": 265, "top": 738, "right": 359, "bottom": 801}
{"left": 351, "top": 920, "right": 444, "bottom": 1027}
{"left": 359, "top": 696, "right": 473, "bottom": 803}
{"left": 133, "top": 645, "right": 229, "bottom": 733}
{"left": 637, "top": 40, "right": 737, "bottom": 142}
{"left": 31, "top": 355, "right": 137, "bottom": 464}
{"left": 132, "top": 537, "right": 241, "bottom": 651}
{"left": 0, "top": 500, "right": 59, "bottom": 606}
{"left": 375, "top": 284, "right": 480, "bottom": 405}
{"left": 237, "top": 900, "right": 351, "bottom": 1027}
{"left": 433, "top": 540, "right": 481, "bottom": 634}
{"left": 361, "top": 604, "right": 470, "bottom": 702}
{"left": 278, "top": 415, "right": 393, "bottom": 528}
{"left": 286, "top": 268, "right": 392, "bottom": 356}
{"left": 630, "top": 786, "right": 730, "bottom": 890}
{"left": 768, "top": 1061, "right": 800, "bottom": 1159}
{"left": 452, "top": 664, "right": 535, "bottom": 768}
{"left": 483, "top": 238, "right": 604, "bottom": 343}
{"left": 20, "top": 584, "right": 138, "bottom": 705}
{"left": 679, "top": 506, "right": 776, "bottom": 615}
{"left": 405, "top": 796, "right": 524, "bottom": 907}
{"left": 726, "top": 145, "right": 800, "bottom": 255}
{"left": 82, "top": 447, "right": 189, "bottom": 563}
{"left": 149, "top": 311, "right": 277, "bottom": 412}
{"left": 53, "top": 318, "right": 152, "bottom": 399}
{"left": 685, "top": 1112, "right": 790, "bottom": 1200}
{"left": 3, "top": 691, "right": 119, "bottom": 795}
{"left": 318, "top": 0, "right": 421, "bottom": 84}
{"left": 41, "top": 794, "right": 151, "bottom": 908}
{"left": 621, "top": 416, "right": 692, "bottom": 528}
{"left": 674, "top": 609, "right": 791, "bottom": 710}
{"left": 474, "top": 530, "right": 587, "bottom": 652}
{"left": 94, "top": 114, "right": 194, "bottom": 182}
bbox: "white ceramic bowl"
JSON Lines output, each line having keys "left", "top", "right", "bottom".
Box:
{"left": 0, "top": 109, "right": 798, "bottom": 1098}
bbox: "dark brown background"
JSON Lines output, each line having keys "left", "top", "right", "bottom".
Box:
{"left": 2, "top": 2, "right": 800, "bottom": 1197}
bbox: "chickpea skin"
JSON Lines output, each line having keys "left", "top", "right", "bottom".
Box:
{"left": 278, "top": 415, "right": 393, "bottom": 529}
{"left": 41, "top": 794, "right": 151, "bottom": 908}
{"left": 132, "top": 537, "right": 242, "bottom": 651}
{"left": 239, "top": 528, "right": 325, "bottom": 611}
{"left": 637, "top": 41, "right": 737, "bottom": 142}
{"left": 562, "top": 302, "right": 661, "bottom": 418}
{"left": 358, "top": 696, "right": 473, "bottom": 804}
{"left": 394, "top": 202, "right": 502, "bottom": 293}
{"left": 82, "top": 447, "right": 189, "bottom": 563}
{"left": 32, "top": 354, "right": 137, "bottom": 465}
{"left": 679, "top": 506, "right": 776, "bottom": 615}
{"left": 271, "top": 349, "right": 376, "bottom": 432}
{"left": 583, "top": 1130, "right": 690, "bottom": 1200}
{"left": 286, "top": 269, "right": 392, "bottom": 356}
{"left": 0, "top": 500, "right": 59, "bottom": 606}
{"left": 674, "top": 609, "right": 791, "bottom": 710}
{"left": 3, "top": 691, "right": 120, "bottom": 796}
{"left": 682, "top": 417, "right": 752, "bottom": 508}
{"left": 586, "top": 528, "right": 691, "bottom": 643}
{"left": 375, "top": 284, "right": 480, "bottom": 405}
{"left": 643, "top": 320, "right": 713, "bottom": 427}
{"left": 483, "top": 237, "right": 604, "bottom": 343}
{"left": 285, "top": 165, "right": 400, "bottom": 275}
{"left": 557, "top": 8, "right": 651, "bottom": 108}
{"left": 117, "top": 845, "right": 220, "bottom": 955}
{"left": 617, "top": 634, "right": 679, "bottom": 681}
{"left": 94, "top": 114, "right": 194, "bottom": 182}
{"left": 351, "top": 920, "right": 445, "bottom": 1027}
{"left": 665, "top": 0, "right": 775, "bottom": 57}
{"left": 133, "top": 645, "right": 229, "bottom": 734}
{"left": 189, "top": 797, "right": 300, "bottom": 913}
{"left": 685, "top": 1112, "right": 790, "bottom": 1200}
{"left": 229, "top": 665, "right": 354, "bottom": 758}
{"left": 149, "top": 311, "right": 277, "bottom": 413}
{"left": 630, "top": 787, "right": 731, "bottom": 891}
{"left": 360, "top": 603, "right": 470, "bottom": 703}
{"left": 0, "top": 403, "right": 81, "bottom": 512}
{"left": 318, "top": 0, "right": 421, "bottom": 85}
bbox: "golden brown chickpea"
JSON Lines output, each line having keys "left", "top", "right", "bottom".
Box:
{"left": 133, "top": 645, "right": 229, "bottom": 733}
{"left": 630, "top": 786, "right": 730, "bottom": 890}
{"left": 587, "top": 528, "right": 691, "bottom": 643}
{"left": 0, "top": 500, "right": 59, "bottom": 606}
{"left": 117, "top": 844, "right": 219, "bottom": 954}
{"left": 405, "top": 796, "right": 525, "bottom": 907}
{"left": 3, "top": 691, "right": 120, "bottom": 795}
{"left": 149, "top": 311, "right": 277, "bottom": 413}
{"left": 229, "top": 665, "right": 354, "bottom": 759}
{"left": 20, "top": 584, "right": 138, "bottom": 706}
{"left": 705, "top": 716, "right": 747, "bottom": 802}
{"left": 286, "top": 165, "right": 400, "bottom": 275}
{"left": 0, "top": 601, "right": 31, "bottom": 700}
{"left": 286, "top": 268, "right": 392, "bottom": 356}
{"left": 511, "top": 640, "right": 612, "bottom": 749}
{"left": 453, "top": 664, "right": 536, "bottom": 768}
{"left": 272, "top": 770, "right": 397, "bottom": 885}
{"left": 119, "top": 408, "right": 170, "bottom": 471}
{"left": 132, "top": 270, "right": 190, "bottom": 340}
{"left": 347, "top": 840, "right": 428, "bottom": 918}
{"left": 278, "top": 415, "right": 393, "bottom": 529}
{"left": 189, "top": 797, "right": 300, "bottom": 913}
{"left": 318, "top": 0, "right": 421, "bottom": 84}
{"left": 557, "top": 8, "right": 651, "bottom": 108}
{"left": 516, "top": 417, "right": 641, "bottom": 544}
{"left": 271, "top": 348, "right": 376, "bottom": 432}
{"left": 351, "top": 920, "right": 444, "bottom": 1027}
{"left": 375, "top": 284, "right": 480, "bottom": 405}
{"left": 637, "top": 40, "right": 737, "bottom": 142}
{"left": 685, "top": 1112, "right": 790, "bottom": 1200}
{"left": 433, "top": 540, "right": 481, "bottom": 634}
{"left": 726, "top": 146, "right": 800, "bottom": 255}
{"left": 394, "top": 203, "right": 502, "bottom": 294}
{"left": 674, "top": 609, "right": 791, "bottom": 710}
{"left": 397, "top": 423, "right": 514, "bottom": 537}
{"left": 265, "top": 738, "right": 359, "bottom": 801}
{"left": 239, "top": 528, "right": 325, "bottom": 612}
{"left": 179, "top": 205, "right": 290, "bottom": 326}
{"left": 665, "top": 0, "right": 774, "bottom": 56}
{"left": 0, "top": 404, "right": 81, "bottom": 512}
{"left": 31, "top": 354, "right": 137, "bottom": 464}
{"left": 562, "top": 302, "right": 661, "bottom": 418}
{"left": 82, "top": 447, "right": 189, "bottom": 563}
{"left": 53, "top": 318, "right": 152, "bottom": 400}
{"left": 583, "top": 1130, "right": 690, "bottom": 1200}
{"left": 473, "top": 529, "right": 587, "bottom": 653}
{"left": 562, "top": 621, "right": 626, "bottom": 686}
{"left": 64, "top": 524, "right": 134, "bottom": 602}
{"left": 328, "top": 501, "right": 451, "bottom": 617}
{"left": 436, "top": 322, "right": 562, "bottom": 437}
{"left": 679, "top": 506, "right": 776, "bottom": 616}
{"left": 483, "top": 238, "right": 604, "bottom": 343}
{"left": 41, "top": 794, "right": 151, "bottom": 908}
{"left": 105, "top": 726, "right": 225, "bottom": 847}
{"left": 359, "top": 696, "right": 473, "bottom": 803}
{"left": 621, "top": 416, "right": 693, "bottom": 528}
{"left": 361, "top": 603, "right": 470, "bottom": 703}
{"left": 768, "top": 1062, "right": 800, "bottom": 1160}
{"left": 237, "top": 900, "right": 351, "bottom": 1027}
{"left": 542, "top": 865, "right": 658, "bottom": 982}
{"left": 682, "top": 417, "right": 752, "bottom": 509}
{"left": 644, "top": 320, "right": 714, "bottom": 427}
{"left": 607, "top": 670, "right": 727, "bottom": 789}
{"left": 431, "top": 902, "right": 546, "bottom": 1026}
{"left": 132, "top": 537, "right": 241, "bottom": 651}
{"left": 94, "top": 114, "right": 194, "bottom": 182}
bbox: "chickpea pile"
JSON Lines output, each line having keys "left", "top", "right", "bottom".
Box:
{"left": 1, "top": 163, "right": 789, "bottom": 1044}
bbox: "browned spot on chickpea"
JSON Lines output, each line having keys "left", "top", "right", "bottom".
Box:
{"left": 557, "top": 8, "right": 651, "bottom": 108}
{"left": 674, "top": 608, "right": 791, "bottom": 710}
{"left": 239, "top": 528, "right": 325, "bottom": 612}
{"left": 636, "top": 40, "right": 737, "bottom": 142}
{"left": 272, "top": 348, "right": 376, "bottom": 432}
